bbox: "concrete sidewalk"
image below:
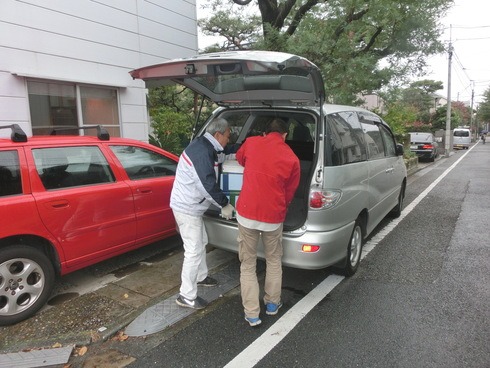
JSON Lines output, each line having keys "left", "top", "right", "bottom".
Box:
{"left": 0, "top": 246, "right": 236, "bottom": 355}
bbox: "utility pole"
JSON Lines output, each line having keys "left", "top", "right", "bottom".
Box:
{"left": 445, "top": 26, "right": 453, "bottom": 156}
{"left": 470, "top": 81, "right": 475, "bottom": 141}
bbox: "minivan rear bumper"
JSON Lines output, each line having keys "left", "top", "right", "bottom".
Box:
{"left": 203, "top": 217, "right": 355, "bottom": 270}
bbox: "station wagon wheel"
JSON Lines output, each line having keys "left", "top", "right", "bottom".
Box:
{"left": 0, "top": 245, "right": 55, "bottom": 326}
{"left": 343, "top": 219, "right": 363, "bottom": 277}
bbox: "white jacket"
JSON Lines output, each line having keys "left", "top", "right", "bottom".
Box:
{"left": 170, "top": 133, "right": 229, "bottom": 216}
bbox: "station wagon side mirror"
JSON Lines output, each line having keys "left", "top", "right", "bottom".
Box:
{"left": 395, "top": 143, "right": 404, "bottom": 156}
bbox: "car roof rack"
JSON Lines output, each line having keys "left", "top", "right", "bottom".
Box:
{"left": 0, "top": 124, "right": 28, "bottom": 142}
{"left": 50, "top": 125, "right": 110, "bottom": 141}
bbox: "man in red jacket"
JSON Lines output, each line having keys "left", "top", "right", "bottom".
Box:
{"left": 235, "top": 118, "right": 300, "bottom": 327}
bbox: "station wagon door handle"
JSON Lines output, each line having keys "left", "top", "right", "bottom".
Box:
{"left": 137, "top": 187, "right": 152, "bottom": 194}
{"left": 385, "top": 167, "right": 394, "bottom": 174}
{"left": 47, "top": 199, "right": 69, "bottom": 209}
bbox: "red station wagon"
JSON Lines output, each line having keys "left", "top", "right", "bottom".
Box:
{"left": 0, "top": 125, "right": 178, "bottom": 325}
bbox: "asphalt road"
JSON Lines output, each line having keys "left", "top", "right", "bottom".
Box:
{"left": 121, "top": 145, "right": 489, "bottom": 368}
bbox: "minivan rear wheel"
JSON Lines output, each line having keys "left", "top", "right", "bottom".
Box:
{"left": 342, "top": 219, "right": 363, "bottom": 277}
{"left": 390, "top": 183, "right": 405, "bottom": 218}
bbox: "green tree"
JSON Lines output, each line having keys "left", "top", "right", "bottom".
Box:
{"left": 402, "top": 80, "right": 443, "bottom": 112}
{"left": 378, "top": 80, "right": 443, "bottom": 137}
{"left": 451, "top": 101, "right": 471, "bottom": 127}
{"left": 477, "top": 87, "right": 490, "bottom": 127}
{"left": 200, "top": 0, "right": 453, "bottom": 104}
{"left": 147, "top": 86, "right": 215, "bottom": 154}
{"left": 431, "top": 103, "right": 466, "bottom": 131}
{"left": 379, "top": 101, "right": 418, "bottom": 142}
{"left": 199, "top": 6, "right": 262, "bottom": 50}
{"left": 399, "top": 79, "right": 443, "bottom": 123}
{"left": 149, "top": 106, "right": 192, "bottom": 155}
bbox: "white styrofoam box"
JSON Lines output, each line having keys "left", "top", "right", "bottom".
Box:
{"left": 220, "top": 160, "right": 243, "bottom": 192}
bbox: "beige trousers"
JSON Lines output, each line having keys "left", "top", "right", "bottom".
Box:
{"left": 238, "top": 223, "right": 283, "bottom": 318}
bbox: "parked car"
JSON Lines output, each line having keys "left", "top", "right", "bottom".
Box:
{"left": 0, "top": 125, "right": 178, "bottom": 325}
{"left": 409, "top": 132, "right": 439, "bottom": 162}
{"left": 131, "top": 51, "right": 407, "bottom": 277}
{"left": 453, "top": 128, "right": 471, "bottom": 149}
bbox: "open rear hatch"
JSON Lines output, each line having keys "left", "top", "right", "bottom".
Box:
{"left": 130, "top": 51, "right": 325, "bottom": 107}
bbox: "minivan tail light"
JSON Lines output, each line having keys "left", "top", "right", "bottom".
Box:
{"left": 302, "top": 244, "right": 320, "bottom": 253}
{"left": 309, "top": 189, "right": 341, "bottom": 209}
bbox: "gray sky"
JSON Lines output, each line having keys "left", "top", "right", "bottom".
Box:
{"left": 425, "top": 0, "right": 490, "bottom": 107}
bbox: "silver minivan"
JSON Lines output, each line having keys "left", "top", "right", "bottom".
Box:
{"left": 131, "top": 51, "right": 407, "bottom": 276}
{"left": 453, "top": 128, "right": 471, "bottom": 149}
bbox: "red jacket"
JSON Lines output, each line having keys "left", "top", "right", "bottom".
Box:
{"left": 236, "top": 132, "right": 300, "bottom": 224}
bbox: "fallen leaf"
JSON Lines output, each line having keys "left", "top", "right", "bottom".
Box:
{"left": 90, "top": 330, "right": 102, "bottom": 342}
{"left": 123, "top": 293, "right": 129, "bottom": 299}
{"left": 78, "top": 346, "right": 88, "bottom": 356}
{"left": 111, "top": 330, "right": 129, "bottom": 341}
{"left": 52, "top": 342, "right": 63, "bottom": 348}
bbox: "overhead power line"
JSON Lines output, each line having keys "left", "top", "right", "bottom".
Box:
{"left": 455, "top": 36, "right": 490, "bottom": 41}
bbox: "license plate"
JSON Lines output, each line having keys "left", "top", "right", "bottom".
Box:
{"left": 410, "top": 145, "right": 417, "bottom": 149}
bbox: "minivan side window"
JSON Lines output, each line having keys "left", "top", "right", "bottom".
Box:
{"left": 338, "top": 111, "right": 367, "bottom": 162}
{"left": 379, "top": 124, "right": 397, "bottom": 157}
{"left": 326, "top": 113, "right": 366, "bottom": 166}
{"left": 361, "top": 122, "right": 385, "bottom": 160}
{"left": 0, "top": 151, "right": 22, "bottom": 196}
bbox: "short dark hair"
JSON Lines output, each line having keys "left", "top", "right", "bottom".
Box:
{"left": 265, "top": 118, "right": 288, "bottom": 135}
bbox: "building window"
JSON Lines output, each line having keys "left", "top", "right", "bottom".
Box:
{"left": 80, "top": 86, "right": 120, "bottom": 137}
{"left": 28, "top": 81, "right": 78, "bottom": 135}
{"left": 28, "top": 80, "right": 120, "bottom": 137}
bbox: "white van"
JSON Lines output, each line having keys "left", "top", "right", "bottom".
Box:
{"left": 453, "top": 128, "right": 471, "bottom": 149}
{"left": 131, "top": 51, "right": 407, "bottom": 276}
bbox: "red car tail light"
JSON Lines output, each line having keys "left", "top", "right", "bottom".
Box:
{"left": 422, "top": 144, "right": 433, "bottom": 149}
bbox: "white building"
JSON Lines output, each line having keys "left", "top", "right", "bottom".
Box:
{"left": 0, "top": 0, "right": 198, "bottom": 140}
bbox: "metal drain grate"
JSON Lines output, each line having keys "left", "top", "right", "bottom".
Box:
{"left": 125, "top": 262, "right": 241, "bottom": 337}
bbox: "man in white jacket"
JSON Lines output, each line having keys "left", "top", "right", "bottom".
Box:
{"left": 171, "top": 118, "right": 234, "bottom": 309}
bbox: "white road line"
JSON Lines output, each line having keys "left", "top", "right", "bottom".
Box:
{"left": 363, "top": 148, "right": 472, "bottom": 259}
{"left": 224, "top": 148, "right": 471, "bottom": 368}
{"left": 224, "top": 274, "right": 344, "bottom": 368}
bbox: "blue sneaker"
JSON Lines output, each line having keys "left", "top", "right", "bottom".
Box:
{"left": 265, "top": 301, "right": 283, "bottom": 315}
{"left": 244, "top": 316, "right": 262, "bottom": 327}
